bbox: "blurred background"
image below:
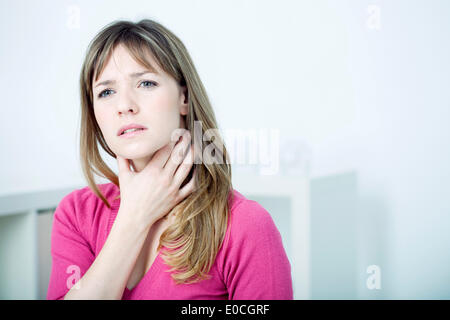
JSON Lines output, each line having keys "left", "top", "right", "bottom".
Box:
{"left": 1, "top": 0, "right": 449, "bottom": 299}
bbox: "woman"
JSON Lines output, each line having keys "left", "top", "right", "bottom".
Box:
{"left": 47, "top": 18, "right": 293, "bottom": 300}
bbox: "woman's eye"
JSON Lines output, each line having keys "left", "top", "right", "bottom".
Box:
{"left": 98, "top": 89, "right": 113, "bottom": 99}
{"left": 140, "top": 80, "right": 157, "bottom": 88}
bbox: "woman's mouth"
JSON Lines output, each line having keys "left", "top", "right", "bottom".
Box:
{"left": 119, "top": 128, "right": 147, "bottom": 138}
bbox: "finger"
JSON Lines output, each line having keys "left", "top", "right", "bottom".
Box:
{"left": 149, "top": 129, "right": 186, "bottom": 170}
{"left": 172, "top": 144, "right": 194, "bottom": 188}
{"left": 176, "top": 168, "right": 197, "bottom": 203}
{"left": 164, "top": 131, "right": 192, "bottom": 177}
{"left": 116, "top": 154, "right": 131, "bottom": 175}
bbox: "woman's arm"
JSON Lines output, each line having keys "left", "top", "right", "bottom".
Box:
{"left": 47, "top": 134, "right": 194, "bottom": 299}
{"left": 63, "top": 209, "right": 152, "bottom": 300}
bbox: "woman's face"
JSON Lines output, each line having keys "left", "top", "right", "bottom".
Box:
{"left": 92, "top": 43, "right": 188, "bottom": 172}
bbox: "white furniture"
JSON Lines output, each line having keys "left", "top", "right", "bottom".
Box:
{"left": 0, "top": 186, "right": 81, "bottom": 299}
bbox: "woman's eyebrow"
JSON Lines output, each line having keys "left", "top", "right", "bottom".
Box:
{"left": 94, "top": 71, "right": 157, "bottom": 88}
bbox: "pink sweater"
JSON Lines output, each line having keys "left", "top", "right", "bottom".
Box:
{"left": 46, "top": 183, "right": 293, "bottom": 300}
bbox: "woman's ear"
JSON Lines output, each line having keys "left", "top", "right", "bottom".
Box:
{"left": 180, "top": 113, "right": 186, "bottom": 129}
{"left": 180, "top": 85, "right": 188, "bottom": 116}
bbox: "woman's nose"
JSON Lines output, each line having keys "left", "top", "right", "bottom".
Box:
{"left": 117, "top": 91, "right": 138, "bottom": 114}
{"left": 118, "top": 106, "right": 136, "bottom": 114}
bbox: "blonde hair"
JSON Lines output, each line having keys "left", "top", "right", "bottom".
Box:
{"left": 79, "top": 19, "right": 234, "bottom": 284}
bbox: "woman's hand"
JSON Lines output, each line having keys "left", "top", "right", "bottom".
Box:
{"left": 115, "top": 129, "right": 196, "bottom": 229}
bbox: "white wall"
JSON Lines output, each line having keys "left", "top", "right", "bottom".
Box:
{"left": 1, "top": 0, "right": 449, "bottom": 299}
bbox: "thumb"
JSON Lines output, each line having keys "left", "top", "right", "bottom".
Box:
{"left": 116, "top": 154, "right": 131, "bottom": 176}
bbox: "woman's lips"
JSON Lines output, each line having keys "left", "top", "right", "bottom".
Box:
{"left": 119, "top": 128, "right": 147, "bottom": 138}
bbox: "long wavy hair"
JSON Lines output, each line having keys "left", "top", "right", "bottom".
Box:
{"left": 79, "top": 19, "right": 234, "bottom": 284}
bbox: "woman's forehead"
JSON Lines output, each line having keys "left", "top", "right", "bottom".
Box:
{"left": 94, "top": 43, "right": 162, "bottom": 82}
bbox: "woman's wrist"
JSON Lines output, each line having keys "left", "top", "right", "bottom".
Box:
{"left": 115, "top": 207, "right": 154, "bottom": 234}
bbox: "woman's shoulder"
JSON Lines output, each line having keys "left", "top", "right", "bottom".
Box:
{"left": 53, "top": 183, "right": 119, "bottom": 251}
{"left": 58, "top": 182, "right": 119, "bottom": 210}
{"left": 220, "top": 189, "right": 292, "bottom": 299}
{"left": 54, "top": 182, "right": 119, "bottom": 229}
{"left": 225, "top": 188, "right": 280, "bottom": 246}
{"left": 217, "top": 189, "right": 286, "bottom": 278}
{"left": 228, "top": 189, "right": 275, "bottom": 227}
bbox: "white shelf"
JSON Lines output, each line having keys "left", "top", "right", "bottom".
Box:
{"left": 0, "top": 186, "right": 81, "bottom": 299}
